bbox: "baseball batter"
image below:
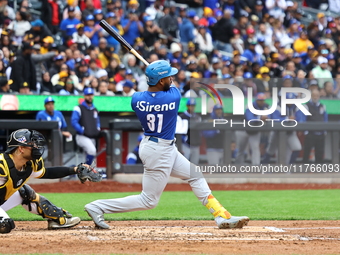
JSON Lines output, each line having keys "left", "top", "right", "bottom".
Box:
{"left": 85, "top": 60, "right": 249, "bottom": 229}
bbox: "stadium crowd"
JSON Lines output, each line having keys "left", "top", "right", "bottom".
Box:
{"left": 0, "top": 0, "right": 338, "bottom": 165}
{"left": 0, "top": 0, "right": 339, "bottom": 98}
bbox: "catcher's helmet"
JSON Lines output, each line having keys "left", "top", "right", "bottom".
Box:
{"left": 6, "top": 129, "right": 46, "bottom": 158}
{"left": 145, "top": 60, "right": 178, "bottom": 86}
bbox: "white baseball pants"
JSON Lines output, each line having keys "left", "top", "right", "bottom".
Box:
{"left": 86, "top": 136, "right": 212, "bottom": 213}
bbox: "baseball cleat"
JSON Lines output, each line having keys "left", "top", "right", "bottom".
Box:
{"left": 47, "top": 217, "right": 81, "bottom": 230}
{"left": 85, "top": 206, "right": 110, "bottom": 229}
{"left": 215, "top": 216, "right": 249, "bottom": 229}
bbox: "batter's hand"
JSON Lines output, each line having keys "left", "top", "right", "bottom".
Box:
{"left": 76, "top": 163, "right": 102, "bottom": 184}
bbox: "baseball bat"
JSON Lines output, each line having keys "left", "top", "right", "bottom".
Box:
{"left": 99, "top": 20, "right": 150, "bottom": 66}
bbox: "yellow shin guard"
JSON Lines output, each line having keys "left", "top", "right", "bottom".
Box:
{"left": 205, "top": 195, "right": 231, "bottom": 219}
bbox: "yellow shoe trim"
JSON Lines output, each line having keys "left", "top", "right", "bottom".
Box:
{"left": 205, "top": 195, "right": 231, "bottom": 219}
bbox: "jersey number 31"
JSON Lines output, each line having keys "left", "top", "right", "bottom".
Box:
{"left": 147, "top": 114, "right": 163, "bottom": 133}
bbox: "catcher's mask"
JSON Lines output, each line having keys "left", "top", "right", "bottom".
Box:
{"left": 6, "top": 129, "right": 46, "bottom": 159}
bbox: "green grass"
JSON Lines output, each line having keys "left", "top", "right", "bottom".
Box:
{"left": 7, "top": 190, "right": 340, "bottom": 221}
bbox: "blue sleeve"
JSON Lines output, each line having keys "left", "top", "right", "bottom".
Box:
{"left": 295, "top": 110, "right": 306, "bottom": 122}
{"left": 126, "top": 157, "right": 137, "bottom": 164}
{"left": 57, "top": 111, "right": 68, "bottom": 129}
{"left": 170, "top": 85, "right": 181, "bottom": 98}
{"left": 244, "top": 109, "right": 253, "bottom": 121}
{"left": 97, "top": 114, "right": 101, "bottom": 130}
{"left": 242, "top": 51, "right": 251, "bottom": 62}
{"left": 131, "top": 95, "right": 136, "bottom": 112}
{"left": 121, "top": 19, "right": 128, "bottom": 27}
{"left": 324, "top": 112, "right": 328, "bottom": 122}
{"left": 60, "top": 20, "right": 66, "bottom": 31}
{"left": 188, "top": 24, "right": 195, "bottom": 42}
{"left": 257, "top": 55, "right": 264, "bottom": 66}
{"left": 71, "top": 109, "right": 84, "bottom": 134}
{"left": 270, "top": 110, "right": 283, "bottom": 121}
{"left": 36, "top": 111, "right": 44, "bottom": 121}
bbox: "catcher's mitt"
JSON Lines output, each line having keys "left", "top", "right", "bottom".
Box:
{"left": 76, "top": 163, "right": 102, "bottom": 183}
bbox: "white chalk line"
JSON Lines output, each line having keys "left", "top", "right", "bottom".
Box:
{"left": 283, "top": 227, "right": 340, "bottom": 230}
{"left": 119, "top": 237, "right": 300, "bottom": 241}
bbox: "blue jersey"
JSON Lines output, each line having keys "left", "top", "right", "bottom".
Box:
{"left": 131, "top": 86, "right": 181, "bottom": 140}
{"left": 36, "top": 110, "right": 67, "bottom": 130}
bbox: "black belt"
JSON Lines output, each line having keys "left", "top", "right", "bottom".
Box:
{"left": 148, "top": 136, "right": 175, "bottom": 145}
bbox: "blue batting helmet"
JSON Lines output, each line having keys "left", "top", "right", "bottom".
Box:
{"left": 145, "top": 60, "right": 178, "bottom": 86}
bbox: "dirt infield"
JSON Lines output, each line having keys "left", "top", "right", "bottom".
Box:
{"left": 1, "top": 220, "right": 340, "bottom": 254}
{"left": 2, "top": 181, "right": 338, "bottom": 254}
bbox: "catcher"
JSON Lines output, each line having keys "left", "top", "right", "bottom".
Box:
{"left": 0, "top": 129, "right": 102, "bottom": 234}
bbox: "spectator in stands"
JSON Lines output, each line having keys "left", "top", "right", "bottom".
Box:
{"left": 93, "top": 9, "right": 104, "bottom": 24}
{"left": 76, "top": 59, "right": 93, "bottom": 89}
{"left": 7, "top": 11, "right": 31, "bottom": 45}
{"left": 60, "top": 7, "right": 81, "bottom": 42}
{"left": 159, "top": 1, "right": 179, "bottom": 46}
{"left": 73, "top": 23, "right": 91, "bottom": 54}
{"left": 179, "top": 10, "right": 196, "bottom": 51}
{"left": 240, "top": 72, "right": 257, "bottom": 97}
{"left": 98, "top": 46, "right": 119, "bottom": 69}
{"left": 329, "top": 0, "right": 340, "bottom": 13}
{"left": 265, "top": 0, "right": 286, "bottom": 22}
{"left": 142, "top": 16, "right": 160, "bottom": 47}
{"left": 63, "top": 0, "right": 81, "bottom": 20}
{"left": 40, "top": 71, "right": 55, "bottom": 94}
{"left": 312, "top": 57, "right": 333, "bottom": 89}
{"left": 82, "top": 0, "right": 96, "bottom": 21}
{"left": 296, "top": 89, "right": 328, "bottom": 164}
{"left": 89, "top": 77, "right": 99, "bottom": 91}
{"left": 242, "top": 38, "right": 263, "bottom": 66}
{"left": 96, "top": 69, "right": 108, "bottom": 82}
{"left": 31, "top": 44, "right": 56, "bottom": 92}
{"left": 0, "top": 77, "right": 12, "bottom": 93}
{"left": 316, "top": 13, "right": 327, "bottom": 32}
{"left": 96, "top": 80, "right": 114, "bottom": 96}
{"left": 18, "top": 81, "right": 32, "bottom": 94}
{"left": 121, "top": 10, "right": 144, "bottom": 46}
{"left": 196, "top": 25, "right": 213, "bottom": 55}
{"left": 41, "top": 0, "right": 61, "bottom": 34}
{"left": 293, "top": 30, "right": 314, "bottom": 54}
{"left": 59, "top": 77, "right": 79, "bottom": 95}
{"left": 123, "top": 53, "right": 143, "bottom": 77}
{"left": 321, "top": 81, "right": 338, "bottom": 99}
{"left": 122, "top": 80, "right": 136, "bottom": 96}
{"left": 71, "top": 87, "right": 101, "bottom": 165}
{"left": 29, "top": 19, "right": 51, "bottom": 44}
{"left": 84, "top": 14, "right": 102, "bottom": 48}
{"left": 101, "top": 12, "right": 122, "bottom": 53}
{"left": 10, "top": 42, "right": 37, "bottom": 93}
{"left": 211, "top": 9, "right": 234, "bottom": 53}
{"left": 222, "top": 0, "right": 241, "bottom": 20}
{"left": 36, "top": 96, "right": 72, "bottom": 139}
{"left": 252, "top": 0, "right": 265, "bottom": 21}
{"left": 256, "top": 66, "right": 274, "bottom": 96}
{"left": 53, "top": 70, "right": 68, "bottom": 92}
{"left": 126, "top": 135, "right": 143, "bottom": 164}
{"left": 48, "top": 54, "right": 64, "bottom": 77}
{"left": 0, "top": 0, "right": 15, "bottom": 21}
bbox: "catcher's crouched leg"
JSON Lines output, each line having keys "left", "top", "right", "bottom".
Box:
{"left": 19, "top": 185, "right": 81, "bottom": 230}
